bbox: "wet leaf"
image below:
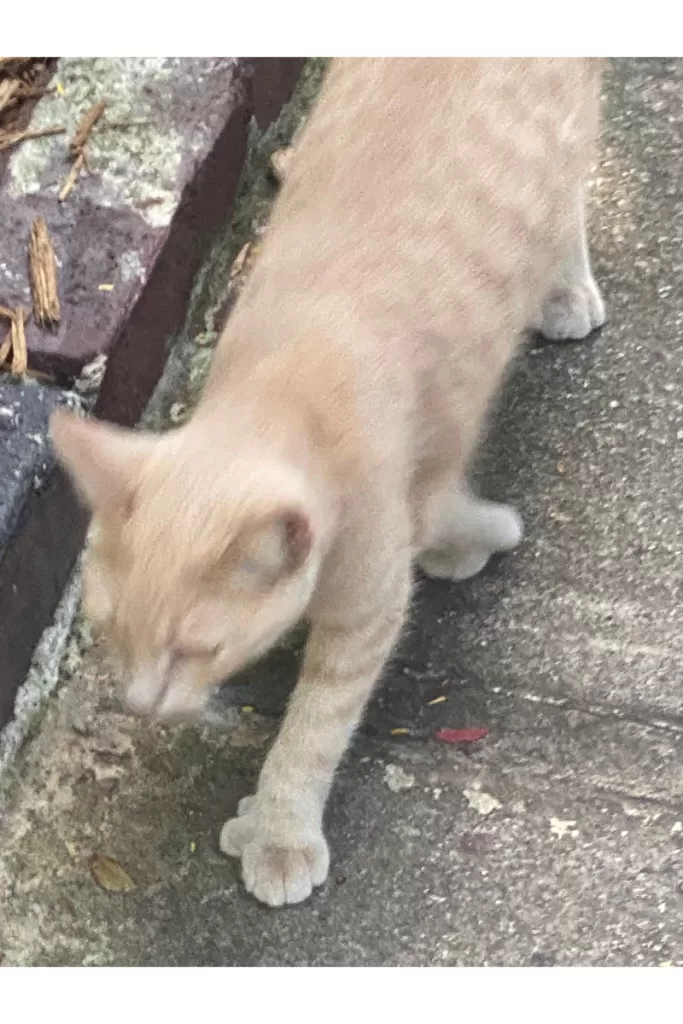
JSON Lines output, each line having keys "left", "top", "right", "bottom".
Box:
{"left": 89, "top": 852, "right": 135, "bottom": 892}
{"left": 434, "top": 727, "right": 489, "bottom": 744}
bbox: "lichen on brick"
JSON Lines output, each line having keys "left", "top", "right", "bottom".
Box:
{"left": 7, "top": 58, "right": 237, "bottom": 228}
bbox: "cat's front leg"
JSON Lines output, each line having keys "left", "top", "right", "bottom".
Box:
{"left": 533, "top": 187, "right": 606, "bottom": 342}
{"left": 220, "top": 557, "right": 411, "bottom": 907}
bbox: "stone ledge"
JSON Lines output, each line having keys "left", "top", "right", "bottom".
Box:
{"left": 0, "top": 57, "right": 304, "bottom": 730}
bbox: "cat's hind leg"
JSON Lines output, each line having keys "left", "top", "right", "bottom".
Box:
{"left": 533, "top": 187, "right": 606, "bottom": 342}
{"left": 417, "top": 481, "right": 522, "bottom": 581}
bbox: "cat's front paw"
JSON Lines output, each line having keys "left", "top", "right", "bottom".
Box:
{"left": 219, "top": 799, "right": 329, "bottom": 907}
{"left": 536, "top": 277, "right": 606, "bottom": 342}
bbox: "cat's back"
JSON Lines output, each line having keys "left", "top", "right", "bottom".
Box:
{"left": 248, "top": 59, "right": 600, "bottom": 323}
{"left": 210, "top": 59, "right": 601, "bottom": 441}
{"left": 278, "top": 59, "right": 598, "bottom": 216}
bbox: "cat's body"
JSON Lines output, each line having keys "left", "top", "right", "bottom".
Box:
{"left": 52, "top": 59, "right": 605, "bottom": 906}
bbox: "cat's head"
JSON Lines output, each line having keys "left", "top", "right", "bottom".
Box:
{"left": 51, "top": 409, "right": 325, "bottom": 722}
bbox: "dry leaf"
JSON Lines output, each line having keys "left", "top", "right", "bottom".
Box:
{"left": 384, "top": 763, "right": 415, "bottom": 792}
{"left": 390, "top": 727, "right": 410, "bottom": 736}
{"left": 549, "top": 817, "right": 579, "bottom": 839}
{"left": 230, "top": 243, "right": 251, "bottom": 279}
{"left": 89, "top": 852, "right": 135, "bottom": 892}
{"left": 269, "top": 147, "right": 294, "bottom": 184}
{"left": 428, "top": 695, "right": 448, "bottom": 705}
{"left": 463, "top": 788, "right": 502, "bottom": 816}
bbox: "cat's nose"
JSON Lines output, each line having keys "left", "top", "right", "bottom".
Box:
{"left": 123, "top": 662, "right": 208, "bottom": 722}
{"left": 123, "top": 661, "right": 170, "bottom": 717}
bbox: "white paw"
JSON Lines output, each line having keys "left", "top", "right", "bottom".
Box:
{"left": 418, "top": 503, "right": 522, "bottom": 581}
{"left": 219, "top": 798, "right": 330, "bottom": 907}
{"left": 418, "top": 548, "right": 491, "bottom": 581}
{"left": 536, "top": 277, "right": 606, "bottom": 341}
{"left": 480, "top": 502, "right": 524, "bottom": 552}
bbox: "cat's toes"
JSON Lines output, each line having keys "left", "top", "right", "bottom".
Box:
{"left": 418, "top": 549, "right": 490, "bottom": 581}
{"left": 242, "top": 834, "right": 330, "bottom": 907}
{"left": 482, "top": 503, "right": 523, "bottom": 552}
{"left": 536, "top": 277, "right": 606, "bottom": 342}
{"left": 219, "top": 811, "right": 257, "bottom": 857}
{"left": 237, "top": 794, "right": 256, "bottom": 816}
{"left": 220, "top": 801, "right": 330, "bottom": 906}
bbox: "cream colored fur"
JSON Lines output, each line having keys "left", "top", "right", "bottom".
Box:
{"left": 51, "top": 58, "right": 604, "bottom": 907}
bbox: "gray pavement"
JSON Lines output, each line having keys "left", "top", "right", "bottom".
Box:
{"left": 0, "top": 58, "right": 682, "bottom": 966}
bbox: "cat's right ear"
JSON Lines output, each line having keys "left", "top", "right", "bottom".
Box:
{"left": 50, "top": 409, "right": 155, "bottom": 513}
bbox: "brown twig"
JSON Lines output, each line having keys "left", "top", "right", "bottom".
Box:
{"left": 0, "top": 79, "right": 46, "bottom": 118}
{"left": 0, "top": 58, "right": 40, "bottom": 74}
{"left": 58, "top": 150, "right": 85, "bottom": 203}
{"left": 58, "top": 99, "right": 105, "bottom": 202}
{"left": 29, "top": 217, "right": 61, "bottom": 325}
{"left": 100, "top": 119, "right": 152, "bottom": 131}
{"left": 10, "top": 306, "right": 28, "bottom": 374}
{"left": 0, "top": 307, "right": 12, "bottom": 367}
{"left": 0, "top": 78, "right": 21, "bottom": 117}
{"left": 70, "top": 99, "right": 105, "bottom": 155}
{"left": 0, "top": 331, "right": 11, "bottom": 367}
{"left": 0, "top": 124, "right": 65, "bottom": 152}
{"left": 0, "top": 305, "right": 30, "bottom": 375}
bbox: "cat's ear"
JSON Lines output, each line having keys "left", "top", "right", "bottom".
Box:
{"left": 50, "top": 409, "right": 155, "bottom": 513}
{"left": 239, "top": 508, "right": 313, "bottom": 579}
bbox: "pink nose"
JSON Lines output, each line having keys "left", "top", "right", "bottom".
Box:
{"left": 123, "top": 666, "right": 170, "bottom": 717}
{"left": 124, "top": 671, "right": 208, "bottom": 722}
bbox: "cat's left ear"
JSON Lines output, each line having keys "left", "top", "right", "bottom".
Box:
{"left": 50, "top": 409, "right": 157, "bottom": 513}
{"left": 240, "top": 508, "right": 313, "bottom": 578}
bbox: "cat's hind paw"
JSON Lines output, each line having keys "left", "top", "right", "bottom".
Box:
{"left": 535, "top": 277, "right": 606, "bottom": 342}
{"left": 418, "top": 501, "right": 522, "bottom": 581}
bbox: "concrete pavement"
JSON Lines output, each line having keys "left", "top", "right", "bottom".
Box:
{"left": 0, "top": 58, "right": 681, "bottom": 966}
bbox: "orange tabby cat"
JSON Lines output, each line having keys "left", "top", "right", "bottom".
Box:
{"left": 51, "top": 59, "right": 605, "bottom": 907}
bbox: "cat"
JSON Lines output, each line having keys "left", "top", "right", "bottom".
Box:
{"left": 51, "top": 58, "right": 605, "bottom": 907}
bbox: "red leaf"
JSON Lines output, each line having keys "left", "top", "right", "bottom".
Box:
{"left": 433, "top": 727, "right": 489, "bottom": 744}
